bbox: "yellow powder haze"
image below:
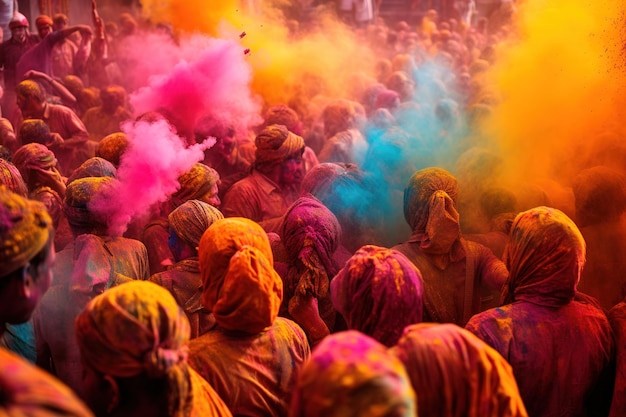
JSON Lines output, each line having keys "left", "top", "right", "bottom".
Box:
{"left": 484, "top": 0, "right": 626, "bottom": 186}
{"left": 139, "top": 0, "right": 377, "bottom": 111}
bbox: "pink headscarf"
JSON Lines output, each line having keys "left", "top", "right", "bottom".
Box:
{"left": 331, "top": 245, "right": 424, "bottom": 346}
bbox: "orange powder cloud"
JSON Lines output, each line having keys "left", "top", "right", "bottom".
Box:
{"left": 482, "top": 0, "right": 626, "bottom": 186}
{"left": 139, "top": 1, "right": 378, "bottom": 113}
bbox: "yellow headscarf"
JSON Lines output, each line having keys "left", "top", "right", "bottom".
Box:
{"left": 199, "top": 217, "right": 283, "bottom": 334}
{"left": 0, "top": 186, "right": 52, "bottom": 279}
{"left": 75, "top": 280, "right": 192, "bottom": 417}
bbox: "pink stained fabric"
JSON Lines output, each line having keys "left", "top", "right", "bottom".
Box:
{"left": 609, "top": 301, "right": 626, "bottom": 417}
{"left": 466, "top": 207, "right": 615, "bottom": 417}
{"left": 289, "top": 330, "right": 417, "bottom": 417}
{"left": 391, "top": 323, "right": 528, "bottom": 417}
{"left": 0, "top": 347, "right": 94, "bottom": 417}
{"left": 331, "top": 245, "right": 424, "bottom": 347}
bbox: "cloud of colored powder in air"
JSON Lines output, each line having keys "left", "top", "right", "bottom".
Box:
{"left": 139, "top": 0, "right": 378, "bottom": 111}
{"left": 481, "top": 0, "right": 626, "bottom": 188}
{"left": 89, "top": 119, "right": 214, "bottom": 237}
{"left": 130, "top": 35, "right": 263, "bottom": 137}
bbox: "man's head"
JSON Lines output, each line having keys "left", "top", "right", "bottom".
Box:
{"left": 0, "top": 187, "right": 54, "bottom": 329}
{"left": 9, "top": 13, "right": 29, "bottom": 43}
{"left": 15, "top": 80, "right": 46, "bottom": 118}
{"left": 35, "top": 15, "right": 53, "bottom": 38}
{"left": 254, "top": 124, "right": 305, "bottom": 186}
{"left": 100, "top": 85, "right": 126, "bottom": 114}
{"left": 52, "top": 13, "right": 68, "bottom": 31}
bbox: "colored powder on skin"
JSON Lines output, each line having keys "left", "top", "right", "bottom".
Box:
{"left": 481, "top": 0, "right": 626, "bottom": 187}
{"left": 139, "top": 0, "right": 378, "bottom": 109}
{"left": 130, "top": 35, "right": 263, "bottom": 137}
{"left": 88, "top": 119, "right": 215, "bottom": 237}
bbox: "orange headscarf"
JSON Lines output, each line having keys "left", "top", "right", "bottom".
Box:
{"left": 199, "top": 217, "right": 283, "bottom": 334}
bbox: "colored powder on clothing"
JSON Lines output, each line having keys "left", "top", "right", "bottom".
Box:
{"left": 482, "top": 0, "right": 626, "bottom": 185}
{"left": 130, "top": 35, "right": 262, "bottom": 138}
{"left": 88, "top": 119, "right": 214, "bottom": 237}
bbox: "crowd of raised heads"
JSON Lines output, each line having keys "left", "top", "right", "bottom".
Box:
{"left": 0, "top": 0, "right": 625, "bottom": 416}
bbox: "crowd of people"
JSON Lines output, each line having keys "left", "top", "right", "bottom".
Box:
{"left": 1, "top": 0, "right": 625, "bottom": 416}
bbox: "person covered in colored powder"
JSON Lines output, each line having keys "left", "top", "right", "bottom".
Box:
{"left": 188, "top": 217, "right": 310, "bottom": 417}
{"left": 393, "top": 167, "right": 507, "bottom": 326}
{"left": 142, "top": 163, "right": 221, "bottom": 275}
{"left": 0, "top": 186, "right": 94, "bottom": 416}
{"left": 221, "top": 124, "right": 305, "bottom": 234}
{"left": 331, "top": 245, "right": 425, "bottom": 347}
{"left": 609, "top": 296, "right": 626, "bottom": 416}
{"left": 391, "top": 322, "right": 528, "bottom": 417}
{"left": 82, "top": 85, "right": 133, "bottom": 142}
{"left": 274, "top": 195, "right": 351, "bottom": 346}
{"left": 150, "top": 199, "right": 224, "bottom": 339}
{"left": 33, "top": 176, "right": 149, "bottom": 396}
{"left": 289, "top": 330, "right": 417, "bottom": 417}
{"left": 74, "top": 280, "right": 233, "bottom": 417}
{"left": 13, "top": 79, "right": 91, "bottom": 176}
{"left": 465, "top": 206, "right": 614, "bottom": 417}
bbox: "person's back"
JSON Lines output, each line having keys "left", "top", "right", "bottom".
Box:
{"left": 609, "top": 300, "right": 626, "bottom": 417}
{"left": 188, "top": 217, "right": 310, "bottom": 416}
{"left": 466, "top": 207, "right": 614, "bottom": 417}
{"left": 393, "top": 167, "right": 507, "bottom": 326}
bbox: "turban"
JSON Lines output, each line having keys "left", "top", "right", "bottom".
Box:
{"left": 199, "top": 217, "right": 282, "bottom": 334}
{"left": 0, "top": 159, "right": 28, "bottom": 197}
{"left": 35, "top": 15, "right": 53, "bottom": 29}
{"left": 502, "top": 206, "right": 585, "bottom": 307}
{"left": 63, "top": 177, "right": 113, "bottom": 235}
{"left": 263, "top": 105, "right": 303, "bottom": 135}
{"left": 254, "top": 124, "right": 304, "bottom": 167}
{"left": 290, "top": 330, "right": 416, "bottom": 417}
{"left": 168, "top": 200, "right": 223, "bottom": 249}
{"left": 96, "top": 132, "right": 128, "bottom": 167}
{"left": 12, "top": 143, "right": 58, "bottom": 186}
{"left": 404, "top": 167, "right": 460, "bottom": 255}
{"left": 392, "top": 323, "right": 527, "bottom": 417}
{"left": 281, "top": 196, "right": 341, "bottom": 299}
{"left": 0, "top": 187, "right": 52, "bottom": 278}
{"left": 67, "top": 157, "right": 117, "bottom": 185}
{"left": 19, "top": 119, "right": 51, "bottom": 146}
{"left": 75, "top": 280, "right": 192, "bottom": 417}
{"left": 331, "top": 245, "right": 424, "bottom": 347}
{"left": 170, "top": 164, "right": 220, "bottom": 209}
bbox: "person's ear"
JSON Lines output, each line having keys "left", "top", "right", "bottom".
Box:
{"left": 18, "top": 264, "right": 34, "bottom": 298}
{"left": 103, "top": 374, "right": 120, "bottom": 414}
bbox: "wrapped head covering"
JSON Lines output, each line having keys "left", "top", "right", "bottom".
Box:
{"left": 281, "top": 196, "right": 341, "bottom": 299}
{"left": 63, "top": 177, "right": 114, "bottom": 236}
{"left": 75, "top": 280, "right": 192, "bottom": 417}
{"left": 501, "top": 206, "right": 585, "bottom": 307}
{"left": 290, "top": 330, "right": 416, "bottom": 417}
{"left": 263, "top": 105, "right": 303, "bottom": 135}
{"left": 254, "top": 124, "right": 305, "bottom": 167}
{"left": 67, "top": 157, "right": 117, "bottom": 185}
{"left": 0, "top": 187, "right": 52, "bottom": 279}
{"left": 168, "top": 200, "right": 224, "bottom": 249}
{"left": 199, "top": 217, "right": 283, "bottom": 334}
{"left": 170, "top": 163, "right": 220, "bottom": 209}
{"left": 331, "top": 245, "right": 424, "bottom": 347}
{"left": 404, "top": 167, "right": 461, "bottom": 254}
{"left": 12, "top": 143, "right": 58, "bottom": 186}
{"left": 392, "top": 323, "right": 528, "bottom": 417}
{"left": 0, "top": 159, "right": 28, "bottom": 197}
{"left": 35, "top": 15, "right": 53, "bottom": 30}
{"left": 572, "top": 166, "right": 626, "bottom": 227}
{"left": 96, "top": 132, "right": 129, "bottom": 167}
